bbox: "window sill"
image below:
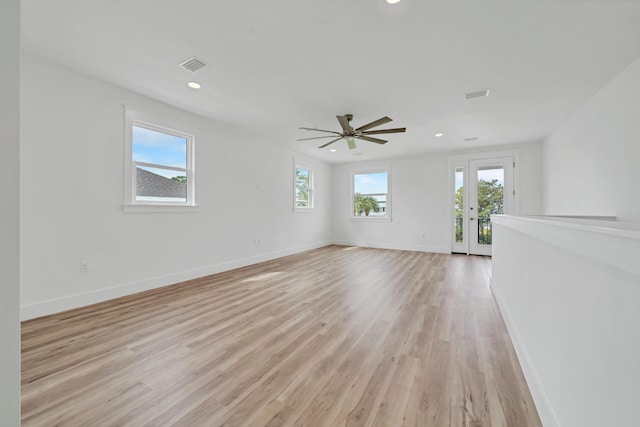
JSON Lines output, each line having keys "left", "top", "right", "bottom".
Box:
{"left": 294, "top": 208, "right": 315, "bottom": 213}
{"left": 123, "top": 204, "right": 200, "bottom": 213}
{"left": 349, "top": 216, "right": 392, "bottom": 222}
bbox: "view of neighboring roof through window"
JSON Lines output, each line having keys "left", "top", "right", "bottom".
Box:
{"left": 132, "top": 125, "right": 190, "bottom": 203}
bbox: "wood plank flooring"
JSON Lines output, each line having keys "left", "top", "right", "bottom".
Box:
{"left": 21, "top": 245, "right": 541, "bottom": 426}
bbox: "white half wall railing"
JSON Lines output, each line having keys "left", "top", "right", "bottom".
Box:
{"left": 491, "top": 215, "right": 640, "bottom": 427}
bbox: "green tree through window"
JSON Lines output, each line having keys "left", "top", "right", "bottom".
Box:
{"left": 352, "top": 171, "right": 388, "bottom": 218}
{"left": 477, "top": 179, "right": 504, "bottom": 217}
{"left": 353, "top": 193, "right": 380, "bottom": 216}
{"left": 455, "top": 178, "right": 503, "bottom": 244}
{"left": 295, "top": 167, "right": 311, "bottom": 208}
{"left": 455, "top": 179, "right": 503, "bottom": 218}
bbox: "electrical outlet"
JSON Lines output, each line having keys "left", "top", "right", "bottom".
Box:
{"left": 80, "top": 262, "right": 91, "bottom": 273}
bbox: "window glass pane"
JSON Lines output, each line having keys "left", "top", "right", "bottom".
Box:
{"left": 368, "top": 194, "right": 386, "bottom": 216}
{"left": 476, "top": 167, "right": 504, "bottom": 245}
{"left": 136, "top": 166, "right": 187, "bottom": 203}
{"left": 353, "top": 172, "right": 388, "bottom": 217}
{"left": 354, "top": 172, "right": 388, "bottom": 194}
{"left": 455, "top": 168, "right": 464, "bottom": 244}
{"left": 133, "top": 125, "right": 187, "bottom": 168}
{"left": 295, "top": 167, "right": 310, "bottom": 207}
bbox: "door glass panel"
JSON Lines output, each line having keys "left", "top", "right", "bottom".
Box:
{"left": 454, "top": 168, "right": 464, "bottom": 244}
{"left": 476, "top": 167, "right": 504, "bottom": 245}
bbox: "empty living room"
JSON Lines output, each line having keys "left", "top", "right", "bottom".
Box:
{"left": 2, "top": 1, "right": 640, "bottom": 426}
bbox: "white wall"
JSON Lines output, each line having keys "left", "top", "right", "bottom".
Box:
{"left": 492, "top": 216, "right": 640, "bottom": 427}
{"left": 20, "top": 56, "right": 333, "bottom": 319}
{"left": 331, "top": 142, "right": 542, "bottom": 252}
{"left": 0, "top": 0, "right": 21, "bottom": 424}
{"left": 332, "top": 154, "right": 451, "bottom": 253}
{"left": 516, "top": 142, "right": 543, "bottom": 216}
{"left": 19, "top": 55, "right": 546, "bottom": 321}
{"left": 543, "top": 56, "right": 640, "bottom": 221}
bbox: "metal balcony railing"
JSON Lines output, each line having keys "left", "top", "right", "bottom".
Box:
{"left": 478, "top": 217, "right": 492, "bottom": 245}
{"left": 455, "top": 217, "right": 493, "bottom": 245}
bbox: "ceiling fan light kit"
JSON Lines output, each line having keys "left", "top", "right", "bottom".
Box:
{"left": 298, "top": 114, "right": 406, "bottom": 150}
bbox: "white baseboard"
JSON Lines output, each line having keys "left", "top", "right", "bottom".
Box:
{"left": 490, "top": 277, "right": 560, "bottom": 427}
{"left": 21, "top": 241, "right": 330, "bottom": 321}
{"left": 331, "top": 240, "right": 449, "bottom": 254}
{"left": 21, "top": 241, "right": 448, "bottom": 321}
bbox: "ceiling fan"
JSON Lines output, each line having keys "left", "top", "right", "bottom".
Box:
{"left": 298, "top": 114, "right": 406, "bottom": 150}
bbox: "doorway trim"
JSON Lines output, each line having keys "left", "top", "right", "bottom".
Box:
{"left": 447, "top": 149, "right": 521, "bottom": 254}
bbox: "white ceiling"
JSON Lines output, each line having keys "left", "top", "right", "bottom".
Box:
{"left": 21, "top": 0, "right": 640, "bottom": 163}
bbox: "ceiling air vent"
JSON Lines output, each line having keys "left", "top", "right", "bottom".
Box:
{"left": 464, "top": 89, "right": 490, "bottom": 100}
{"left": 464, "top": 137, "right": 479, "bottom": 142}
{"left": 179, "top": 56, "right": 208, "bottom": 72}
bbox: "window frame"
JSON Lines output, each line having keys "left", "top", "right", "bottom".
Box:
{"left": 124, "top": 107, "right": 197, "bottom": 212}
{"left": 294, "top": 163, "right": 314, "bottom": 212}
{"left": 350, "top": 167, "right": 391, "bottom": 221}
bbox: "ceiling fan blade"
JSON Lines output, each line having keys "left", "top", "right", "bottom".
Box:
{"left": 361, "top": 127, "right": 406, "bottom": 135}
{"left": 318, "top": 137, "right": 343, "bottom": 149}
{"left": 347, "top": 137, "right": 356, "bottom": 150}
{"left": 356, "top": 135, "right": 387, "bottom": 145}
{"left": 299, "top": 127, "right": 342, "bottom": 135}
{"left": 354, "top": 116, "right": 392, "bottom": 132}
{"left": 297, "top": 135, "right": 345, "bottom": 141}
{"left": 336, "top": 115, "right": 353, "bottom": 133}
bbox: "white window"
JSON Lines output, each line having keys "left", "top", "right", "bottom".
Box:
{"left": 352, "top": 170, "right": 390, "bottom": 219}
{"left": 124, "top": 108, "right": 196, "bottom": 210}
{"left": 294, "top": 165, "right": 313, "bottom": 210}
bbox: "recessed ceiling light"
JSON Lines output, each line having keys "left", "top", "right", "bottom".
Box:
{"left": 386, "top": 0, "right": 401, "bottom": 3}
{"left": 187, "top": 82, "right": 201, "bottom": 89}
{"left": 329, "top": 149, "right": 337, "bottom": 152}
{"left": 434, "top": 132, "right": 444, "bottom": 138}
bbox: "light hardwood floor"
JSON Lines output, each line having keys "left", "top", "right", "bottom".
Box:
{"left": 22, "top": 246, "right": 541, "bottom": 426}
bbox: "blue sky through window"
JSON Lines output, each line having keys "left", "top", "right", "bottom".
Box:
{"left": 297, "top": 169, "right": 309, "bottom": 179}
{"left": 455, "top": 167, "right": 504, "bottom": 189}
{"left": 354, "top": 172, "right": 388, "bottom": 194}
{"left": 478, "top": 167, "right": 504, "bottom": 185}
{"left": 133, "top": 126, "right": 187, "bottom": 169}
{"left": 455, "top": 170, "right": 464, "bottom": 190}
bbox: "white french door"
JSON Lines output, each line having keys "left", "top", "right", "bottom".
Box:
{"left": 452, "top": 156, "right": 514, "bottom": 256}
